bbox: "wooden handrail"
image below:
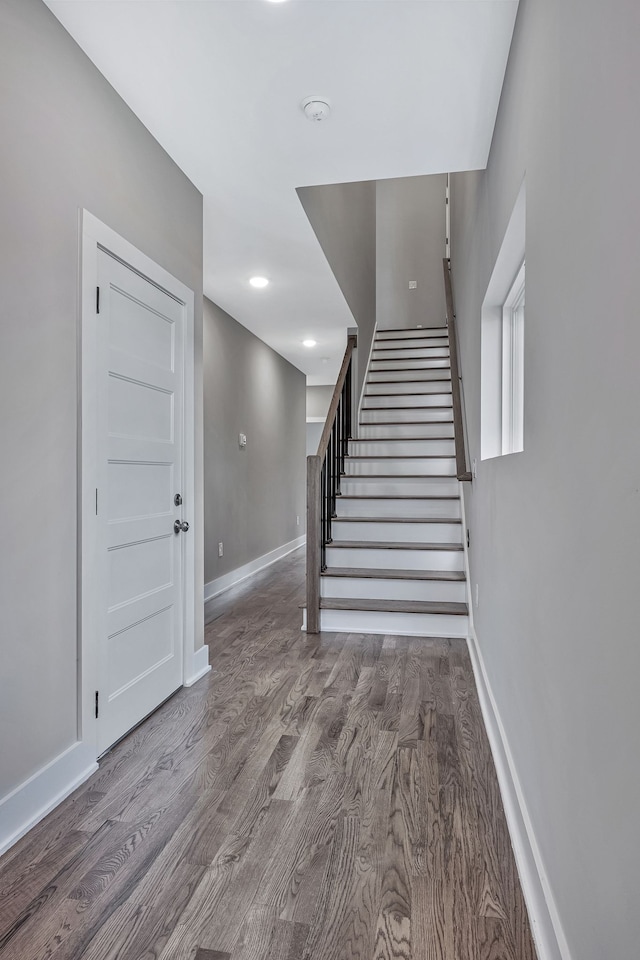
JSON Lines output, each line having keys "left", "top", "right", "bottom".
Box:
{"left": 306, "top": 333, "right": 357, "bottom": 634}
{"left": 316, "top": 335, "right": 357, "bottom": 459}
{"left": 443, "top": 258, "right": 472, "bottom": 482}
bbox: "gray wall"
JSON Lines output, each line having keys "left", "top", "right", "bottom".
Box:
{"left": 305, "top": 386, "right": 332, "bottom": 457}
{"left": 297, "top": 181, "right": 376, "bottom": 405}
{"left": 450, "top": 0, "right": 640, "bottom": 956}
{"left": 203, "top": 298, "right": 306, "bottom": 585}
{"left": 0, "top": 0, "right": 203, "bottom": 799}
{"left": 376, "top": 175, "right": 446, "bottom": 330}
{"left": 306, "top": 384, "right": 333, "bottom": 421}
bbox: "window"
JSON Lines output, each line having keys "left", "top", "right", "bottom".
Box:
{"left": 501, "top": 261, "right": 525, "bottom": 454}
{"left": 480, "top": 179, "right": 526, "bottom": 460}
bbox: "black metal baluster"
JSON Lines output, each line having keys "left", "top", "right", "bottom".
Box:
{"left": 346, "top": 360, "right": 352, "bottom": 439}
{"left": 327, "top": 431, "right": 333, "bottom": 546}
{"left": 336, "top": 394, "right": 344, "bottom": 496}
{"left": 321, "top": 458, "right": 327, "bottom": 571}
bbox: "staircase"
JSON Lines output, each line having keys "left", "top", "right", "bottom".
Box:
{"left": 304, "top": 326, "right": 469, "bottom": 637}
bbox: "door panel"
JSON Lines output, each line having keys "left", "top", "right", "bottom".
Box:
{"left": 97, "top": 251, "right": 185, "bottom": 754}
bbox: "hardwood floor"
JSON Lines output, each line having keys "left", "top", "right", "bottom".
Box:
{"left": 0, "top": 548, "right": 536, "bottom": 959}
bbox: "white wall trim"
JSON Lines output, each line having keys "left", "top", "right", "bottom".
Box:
{"left": 184, "top": 644, "right": 211, "bottom": 687}
{"left": 459, "top": 488, "right": 570, "bottom": 960}
{"left": 204, "top": 536, "right": 306, "bottom": 604}
{"left": 0, "top": 742, "right": 98, "bottom": 857}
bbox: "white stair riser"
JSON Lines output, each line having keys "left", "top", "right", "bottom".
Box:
{"left": 370, "top": 358, "right": 449, "bottom": 371}
{"left": 335, "top": 497, "right": 461, "bottom": 519}
{"left": 310, "top": 608, "right": 469, "bottom": 639}
{"left": 325, "top": 545, "right": 464, "bottom": 571}
{"left": 349, "top": 439, "right": 455, "bottom": 457}
{"left": 372, "top": 339, "right": 449, "bottom": 354}
{"left": 339, "top": 477, "right": 460, "bottom": 496}
{"left": 345, "top": 458, "right": 456, "bottom": 477}
{"left": 376, "top": 328, "right": 446, "bottom": 341}
{"left": 372, "top": 347, "right": 450, "bottom": 361}
{"left": 357, "top": 422, "right": 453, "bottom": 438}
{"left": 361, "top": 408, "right": 453, "bottom": 424}
{"left": 321, "top": 577, "right": 467, "bottom": 604}
{"left": 332, "top": 520, "right": 462, "bottom": 543}
{"left": 363, "top": 394, "right": 452, "bottom": 409}
{"left": 366, "top": 380, "right": 451, "bottom": 396}
{"left": 368, "top": 368, "right": 451, "bottom": 383}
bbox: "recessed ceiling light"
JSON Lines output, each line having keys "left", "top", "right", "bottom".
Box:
{"left": 266, "top": 0, "right": 288, "bottom": 3}
{"left": 249, "top": 276, "right": 269, "bottom": 288}
{"left": 303, "top": 339, "right": 317, "bottom": 348}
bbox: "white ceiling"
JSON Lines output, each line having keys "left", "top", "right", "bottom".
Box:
{"left": 45, "top": 0, "right": 518, "bottom": 384}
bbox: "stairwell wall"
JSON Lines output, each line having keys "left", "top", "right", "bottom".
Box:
{"left": 0, "top": 0, "right": 203, "bottom": 807}
{"left": 203, "top": 298, "right": 306, "bottom": 587}
{"left": 450, "top": 0, "right": 640, "bottom": 957}
{"left": 376, "top": 174, "right": 447, "bottom": 330}
{"left": 297, "top": 181, "right": 377, "bottom": 407}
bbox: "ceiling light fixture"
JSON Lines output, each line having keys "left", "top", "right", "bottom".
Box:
{"left": 249, "top": 276, "right": 269, "bottom": 288}
{"left": 301, "top": 97, "right": 331, "bottom": 122}
{"left": 303, "top": 339, "right": 317, "bottom": 348}
{"left": 266, "top": 0, "right": 288, "bottom": 3}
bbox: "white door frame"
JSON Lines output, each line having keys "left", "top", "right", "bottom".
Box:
{"left": 79, "top": 210, "right": 198, "bottom": 756}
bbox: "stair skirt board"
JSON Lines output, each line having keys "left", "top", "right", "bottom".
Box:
{"left": 348, "top": 439, "right": 455, "bottom": 456}
{"left": 321, "top": 574, "right": 467, "bottom": 603}
{"left": 335, "top": 497, "right": 461, "bottom": 519}
{"left": 361, "top": 409, "right": 454, "bottom": 425}
{"left": 302, "top": 606, "right": 469, "bottom": 639}
{"left": 331, "top": 519, "right": 462, "bottom": 543}
{"left": 324, "top": 544, "right": 464, "bottom": 571}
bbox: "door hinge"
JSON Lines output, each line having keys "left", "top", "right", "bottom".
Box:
{"left": 96, "top": 286, "right": 100, "bottom": 314}
{"left": 95, "top": 691, "right": 99, "bottom": 719}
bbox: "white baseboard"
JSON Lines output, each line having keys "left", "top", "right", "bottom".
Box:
{"left": 459, "top": 489, "right": 569, "bottom": 960}
{"left": 204, "top": 536, "right": 306, "bottom": 604}
{"left": 0, "top": 741, "right": 98, "bottom": 857}
{"left": 184, "top": 643, "right": 211, "bottom": 687}
{"left": 466, "top": 629, "right": 570, "bottom": 960}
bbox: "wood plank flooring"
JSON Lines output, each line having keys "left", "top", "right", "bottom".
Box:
{"left": 0, "top": 548, "right": 537, "bottom": 960}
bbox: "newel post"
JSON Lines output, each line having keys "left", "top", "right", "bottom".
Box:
{"left": 306, "top": 455, "right": 321, "bottom": 634}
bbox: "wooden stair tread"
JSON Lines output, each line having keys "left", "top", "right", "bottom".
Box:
{"left": 335, "top": 516, "right": 461, "bottom": 524}
{"left": 319, "top": 597, "right": 468, "bottom": 615}
{"left": 361, "top": 405, "right": 453, "bottom": 411}
{"left": 365, "top": 387, "right": 452, "bottom": 394}
{"left": 322, "top": 566, "right": 465, "bottom": 581}
{"left": 359, "top": 421, "right": 454, "bottom": 427}
{"left": 329, "top": 539, "right": 464, "bottom": 551}
{"left": 342, "top": 474, "right": 456, "bottom": 480}
{"left": 337, "top": 494, "right": 459, "bottom": 500}
{"left": 376, "top": 330, "right": 446, "bottom": 338}
{"left": 346, "top": 453, "right": 453, "bottom": 460}
{"left": 365, "top": 378, "right": 451, "bottom": 386}
{"left": 350, "top": 436, "right": 455, "bottom": 442}
{"left": 372, "top": 343, "right": 448, "bottom": 351}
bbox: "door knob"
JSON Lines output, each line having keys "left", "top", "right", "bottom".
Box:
{"left": 174, "top": 520, "right": 190, "bottom": 534}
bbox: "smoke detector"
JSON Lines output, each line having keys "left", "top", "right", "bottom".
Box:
{"left": 301, "top": 96, "right": 331, "bottom": 122}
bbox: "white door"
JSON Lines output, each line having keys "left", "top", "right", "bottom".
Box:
{"left": 96, "top": 250, "right": 186, "bottom": 754}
